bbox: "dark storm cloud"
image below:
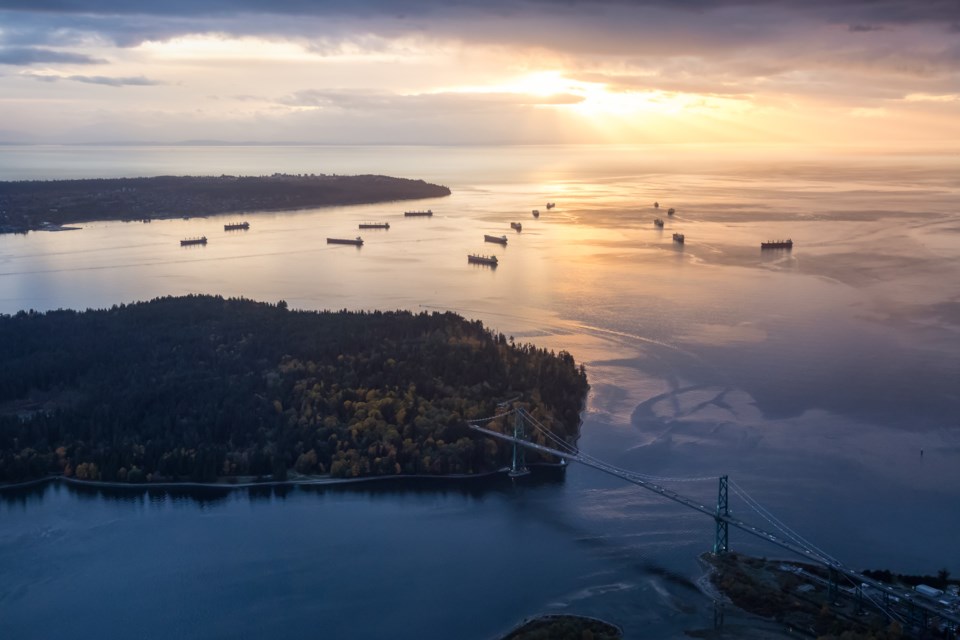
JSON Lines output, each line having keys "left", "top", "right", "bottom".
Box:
{"left": 2, "top": 1, "right": 958, "bottom": 48}
{"left": 1, "top": 0, "right": 958, "bottom": 22}
{"left": 0, "top": 46, "right": 104, "bottom": 65}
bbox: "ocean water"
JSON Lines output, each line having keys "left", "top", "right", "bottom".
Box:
{"left": 1, "top": 144, "right": 959, "bottom": 639}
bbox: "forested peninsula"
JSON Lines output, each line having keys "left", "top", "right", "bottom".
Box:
{"left": 0, "top": 296, "right": 588, "bottom": 485}
{"left": 0, "top": 174, "right": 451, "bottom": 234}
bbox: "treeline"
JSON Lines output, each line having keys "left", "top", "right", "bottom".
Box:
{"left": 0, "top": 296, "right": 588, "bottom": 484}
{"left": 0, "top": 174, "right": 451, "bottom": 232}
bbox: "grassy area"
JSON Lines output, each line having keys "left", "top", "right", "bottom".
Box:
{"left": 704, "top": 552, "right": 911, "bottom": 639}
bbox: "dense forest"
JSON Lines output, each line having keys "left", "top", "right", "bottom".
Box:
{"left": 0, "top": 174, "right": 451, "bottom": 233}
{"left": 0, "top": 296, "right": 588, "bottom": 484}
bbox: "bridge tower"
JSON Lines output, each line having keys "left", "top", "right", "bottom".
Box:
{"left": 509, "top": 410, "right": 530, "bottom": 478}
{"left": 713, "top": 475, "right": 729, "bottom": 554}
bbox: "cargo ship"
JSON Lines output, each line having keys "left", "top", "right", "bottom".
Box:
{"left": 404, "top": 210, "right": 433, "bottom": 217}
{"left": 761, "top": 239, "right": 793, "bottom": 249}
{"left": 546, "top": 202, "right": 555, "bottom": 209}
{"left": 532, "top": 209, "right": 540, "bottom": 217}
{"left": 224, "top": 222, "right": 249, "bottom": 231}
{"left": 180, "top": 236, "right": 207, "bottom": 246}
{"left": 484, "top": 234, "right": 508, "bottom": 245}
{"left": 654, "top": 218, "right": 664, "bottom": 227}
{"left": 510, "top": 222, "right": 522, "bottom": 231}
{"left": 359, "top": 222, "right": 390, "bottom": 229}
{"left": 667, "top": 207, "right": 675, "bottom": 215}
{"left": 673, "top": 233, "right": 685, "bottom": 244}
{"left": 468, "top": 254, "right": 498, "bottom": 266}
{"left": 327, "top": 237, "right": 364, "bottom": 246}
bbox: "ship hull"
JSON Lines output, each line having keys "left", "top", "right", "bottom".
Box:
{"left": 761, "top": 240, "right": 793, "bottom": 249}
{"left": 468, "top": 255, "right": 498, "bottom": 266}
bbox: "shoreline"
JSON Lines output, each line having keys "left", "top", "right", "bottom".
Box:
{"left": 0, "top": 463, "right": 567, "bottom": 493}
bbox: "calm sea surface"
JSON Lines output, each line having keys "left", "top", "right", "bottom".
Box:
{"left": 1, "top": 144, "right": 959, "bottom": 639}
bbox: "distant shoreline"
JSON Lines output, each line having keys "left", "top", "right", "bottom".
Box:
{"left": 0, "top": 173, "right": 451, "bottom": 234}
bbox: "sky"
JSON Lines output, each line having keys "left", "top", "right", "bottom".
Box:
{"left": 0, "top": 0, "right": 958, "bottom": 145}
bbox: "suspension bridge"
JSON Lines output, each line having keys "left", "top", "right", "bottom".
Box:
{"left": 468, "top": 406, "right": 960, "bottom": 633}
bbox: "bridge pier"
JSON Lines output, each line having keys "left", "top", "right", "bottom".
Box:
{"left": 828, "top": 567, "right": 839, "bottom": 603}
{"left": 713, "top": 475, "right": 729, "bottom": 554}
{"left": 713, "top": 600, "right": 725, "bottom": 629}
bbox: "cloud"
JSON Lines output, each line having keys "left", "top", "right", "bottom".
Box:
{"left": 2, "top": 1, "right": 958, "bottom": 51}
{"left": 2, "top": 1, "right": 958, "bottom": 145}
{"left": 23, "top": 72, "right": 162, "bottom": 86}
{"left": 570, "top": 71, "right": 755, "bottom": 98}
{"left": 69, "top": 74, "right": 161, "bottom": 86}
{"left": 2, "top": 1, "right": 958, "bottom": 23}
{"left": 279, "top": 88, "right": 583, "bottom": 112}
{"left": 902, "top": 92, "right": 960, "bottom": 103}
{"left": 0, "top": 46, "right": 105, "bottom": 65}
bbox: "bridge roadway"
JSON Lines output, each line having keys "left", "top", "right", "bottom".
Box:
{"left": 468, "top": 422, "right": 960, "bottom": 628}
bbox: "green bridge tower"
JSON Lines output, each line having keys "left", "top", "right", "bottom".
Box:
{"left": 714, "top": 475, "right": 729, "bottom": 554}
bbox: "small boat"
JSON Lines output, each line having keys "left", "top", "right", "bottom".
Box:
{"left": 485, "top": 234, "right": 508, "bottom": 245}
{"left": 327, "top": 236, "right": 364, "bottom": 246}
{"left": 468, "top": 254, "right": 498, "bottom": 266}
{"left": 224, "top": 221, "right": 249, "bottom": 231}
{"left": 761, "top": 239, "right": 793, "bottom": 249}
{"left": 359, "top": 222, "right": 390, "bottom": 229}
{"left": 510, "top": 222, "right": 522, "bottom": 232}
{"left": 672, "top": 233, "right": 685, "bottom": 244}
{"left": 404, "top": 210, "right": 433, "bottom": 217}
{"left": 654, "top": 218, "right": 664, "bottom": 227}
{"left": 546, "top": 202, "right": 556, "bottom": 209}
{"left": 667, "top": 207, "right": 675, "bottom": 215}
{"left": 180, "top": 236, "right": 207, "bottom": 246}
{"left": 532, "top": 209, "right": 540, "bottom": 217}
{"left": 654, "top": 201, "right": 660, "bottom": 209}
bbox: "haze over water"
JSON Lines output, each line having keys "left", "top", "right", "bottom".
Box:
{"left": 1, "top": 144, "right": 959, "bottom": 639}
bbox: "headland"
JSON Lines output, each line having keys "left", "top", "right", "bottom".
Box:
{"left": 0, "top": 173, "right": 451, "bottom": 234}
{"left": 0, "top": 295, "right": 588, "bottom": 486}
